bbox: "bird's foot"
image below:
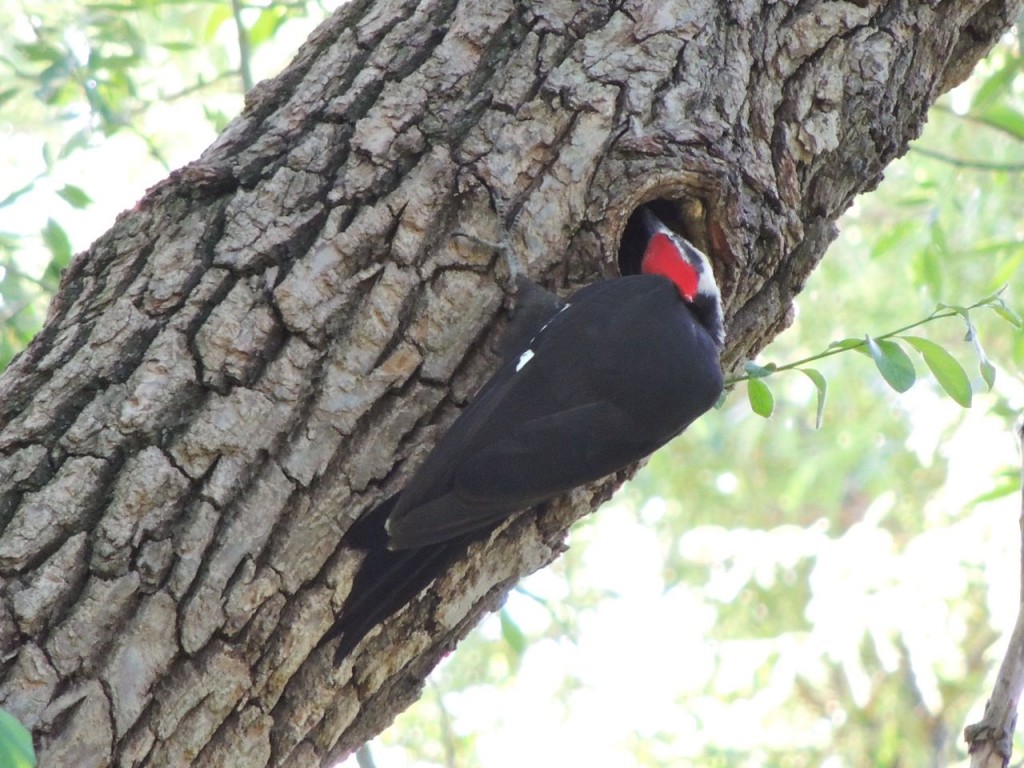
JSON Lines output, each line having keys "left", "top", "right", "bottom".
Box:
{"left": 451, "top": 230, "right": 526, "bottom": 293}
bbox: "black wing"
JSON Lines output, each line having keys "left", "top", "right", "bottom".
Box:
{"left": 386, "top": 275, "right": 722, "bottom": 548}
{"left": 327, "top": 275, "right": 722, "bottom": 660}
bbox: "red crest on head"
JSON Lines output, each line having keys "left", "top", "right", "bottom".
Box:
{"left": 641, "top": 233, "right": 699, "bottom": 301}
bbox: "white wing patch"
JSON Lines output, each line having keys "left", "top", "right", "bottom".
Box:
{"left": 517, "top": 301, "right": 568, "bottom": 373}
{"left": 516, "top": 348, "right": 535, "bottom": 372}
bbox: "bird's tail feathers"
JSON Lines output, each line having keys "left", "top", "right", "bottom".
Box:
{"left": 323, "top": 494, "right": 470, "bottom": 663}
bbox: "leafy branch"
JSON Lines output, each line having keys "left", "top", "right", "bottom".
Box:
{"left": 725, "top": 291, "right": 1021, "bottom": 426}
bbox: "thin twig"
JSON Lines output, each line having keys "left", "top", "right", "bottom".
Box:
{"left": 156, "top": 71, "right": 241, "bottom": 104}
{"left": 964, "top": 415, "right": 1024, "bottom": 766}
{"left": 230, "top": 0, "right": 254, "bottom": 93}
{"left": 725, "top": 306, "right": 964, "bottom": 385}
{"left": 909, "top": 145, "right": 1024, "bottom": 173}
{"left": 426, "top": 679, "right": 459, "bottom": 768}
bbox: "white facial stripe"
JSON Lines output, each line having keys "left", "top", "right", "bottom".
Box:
{"left": 674, "top": 236, "right": 721, "bottom": 302}
{"left": 516, "top": 348, "right": 535, "bottom": 372}
{"left": 697, "top": 268, "right": 719, "bottom": 298}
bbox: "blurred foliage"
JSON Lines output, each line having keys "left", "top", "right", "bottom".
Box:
{"left": 1, "top": 4, "right": 1023, "bottom": 768}
{"left": 0, "top": 0, "right": 320, "bottom": 368}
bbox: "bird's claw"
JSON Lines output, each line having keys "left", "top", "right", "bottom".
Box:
{"left": 451, "top": 231, "right": 525, "bottom": 293}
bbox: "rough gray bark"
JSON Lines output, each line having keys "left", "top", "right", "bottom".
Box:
{"left": 0, "top": 0, "right": 1016, "bottom": 765}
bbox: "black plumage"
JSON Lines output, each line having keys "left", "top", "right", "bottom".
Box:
{"left": 326, "top": 206, "right": 725, "bottom": 661}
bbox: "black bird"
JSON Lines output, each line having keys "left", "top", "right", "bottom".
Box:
{"left": 328, "top": 205, "right": 725, "bottom": 661}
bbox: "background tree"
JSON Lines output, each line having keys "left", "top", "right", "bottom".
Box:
{"left": 0, "top": 1, "right": 1019, "bottom": 768}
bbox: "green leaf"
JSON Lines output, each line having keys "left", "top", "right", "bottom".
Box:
{"left": 909, "top": 221, "right": 947, "bottom": 297}
{"left": 975, "top": 286, "right": 1009, "bottom": 305}
{"left": 974, "top": 103, "right": 1024, "bottom": 141}
{"left": 0, "top": 182, "right": 36, "bottom": 210}
{"left": 158, "top": 41, "right": 195, "bottom": 53}
{"left": 0, "top": 232, "right": 20, "bottom": 252}
{"left": 870, "top": 220, "right": 918, "bottom": 260}
{"left": 499, "top": 609, "right": 526, "bottom": 657}
{"left": 743, "top": 360, "right": 776, "bottom": 378}
{"left": 866, "top": 336, "right": 916, "bottom": 393}
{"left": 901, "top": 336, "right": 972, "bottom": 407}
{"left": 41, "top": 219, "right": 71, "bottom": 266}
{"left": 989, "top": 251, "right": 1024, "bottom": 290}
{"left": 828, "top": 337, "right": 866, "bottom": 352}
{"left": 973, "top": 336, "right": 997, "bottom": 390}
{"left": 991, "top": 304, "right": 1023, "bottom": 329}
{"left": 203, "top": 105, "right": 231, "bottom": 133}
{"left": 16, "top": 40, "right": 63, "bottom": 64}
{"left": 976, "top": 291, "right": 1023, "bottom": 328}
{"left": 204, "top": 6, "right": 233, "bottom": 42}
{"left": 937, "top": 302, "right": 978, "bottom": 341}
{"left": 58, "top": 129, "right": 92, "bottom": 160}
{"left": 894, "top": 192, "right": 936, "bottom": 208}
{"left": 936, "top": 301, "right": 969, "bottom": 316}
{"left": 939, "top": 305, "right": 997, "bottom": 388}
{"left": 799, "top": 368, "right": 827, "bottom": 429}
{"left": 0, "top": 709, "right": 36, "bottom": 768}
{"left": 970, "top": 468, "right": 1021, "bottom": 505}
{"left": 56, "top": 184, "right": 92, "bottom": 209}
{"left": 971, "top": 60, "right": 1019, "bottom": 110}
{"left": 250, "top": 7, "right": 287, "bottom": 47}
{"left": 747, "top": 378, "right": 774, "bottom": 418}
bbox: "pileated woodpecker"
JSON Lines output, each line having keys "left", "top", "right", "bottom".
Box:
{"left": 327, "top": 205, "right": 725, "bottom": 661}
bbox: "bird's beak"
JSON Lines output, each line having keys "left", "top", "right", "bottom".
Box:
{"left": 637, "top": 206, "right": 666, "bottom": 239}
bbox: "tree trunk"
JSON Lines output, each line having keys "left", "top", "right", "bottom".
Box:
{"left": 0, "top": 1, "right": 1015, "bottom": 765}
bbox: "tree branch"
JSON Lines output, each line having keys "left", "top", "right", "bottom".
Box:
{"left": 965, "top": 415, "right": 1024, "bottom": 766}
